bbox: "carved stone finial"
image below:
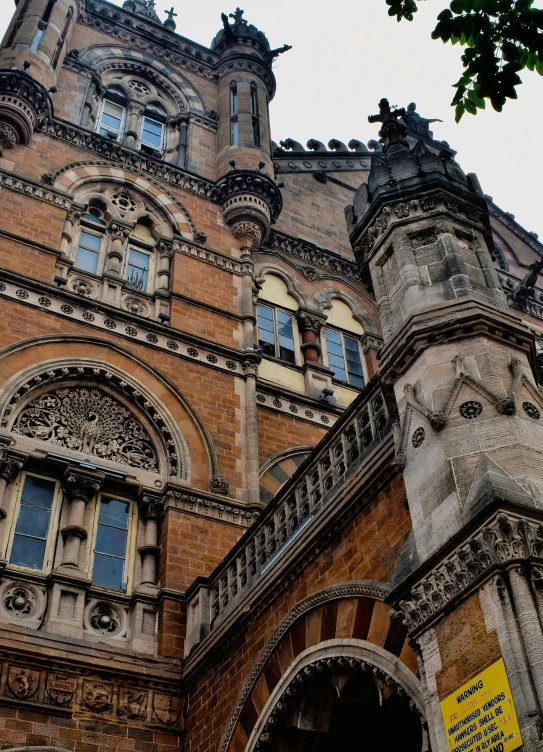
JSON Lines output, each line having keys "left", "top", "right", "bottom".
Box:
{"left": 368, "top": 98, "right": 407, "bottom": 152}
{"left": 164, "top": 6, "right": 177, "bottom": 31}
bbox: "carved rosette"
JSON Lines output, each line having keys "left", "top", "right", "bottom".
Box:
{"left": 0, "top": 580, "right": 47, "bottom": 629}
{"left": 85, "top": 600, "right": 127, "bottom": 639}
{"left": 231, "top": 221, "right": 262, "bottom": 252}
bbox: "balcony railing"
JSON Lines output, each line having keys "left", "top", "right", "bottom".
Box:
{"left": 184, "top": 377, "right": 393, "bottom": 653}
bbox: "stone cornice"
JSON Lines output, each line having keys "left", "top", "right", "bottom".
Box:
{"left": 0, "top": 269, "right": 249, "bottom": 376}
{"left": 0, "top": 169, "right": 72, "bottom": 210}
{"left": 255, "top": 382, "right": 342, "bottom": 427}
{"left": 264, "top": 231, "right": 362, "bottom": 283}
{"left": 165, "top": 489, "right": 259, "bottom": 529}
{"left": 488, "top": 200, "right": 543, "bottom": 258}
{"left": 39, "top": 119, "right": 217, "bottom": 200}
{"left": 175, "top": 241, "right": 253, "bottom": 276}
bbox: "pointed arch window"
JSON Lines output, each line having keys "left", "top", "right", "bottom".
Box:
{"left": 75, "top": 207, "right": 107, "bottom": 275}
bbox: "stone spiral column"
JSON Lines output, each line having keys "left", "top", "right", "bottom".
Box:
{"left": 106, "top": 221, "right": 132, "bottom": 276}
{"left": 60, "top": 471, "right": 102, "bottom": 569}
{"left": 0, "top": 445, "right": 27, "bottom": 519}
{"left": 137, "top": 494, "right": 164, "bottom": 588}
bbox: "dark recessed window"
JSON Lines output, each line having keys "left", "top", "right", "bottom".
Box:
{"left": 10, "top": 475, "right": 56, "bottom": 570}
{"left": 92, "top": 497, "right": 129, "bottom": 590}
{"left": 257, "top": 304, "right": 296, "bottom": 364}
{"left": 324, "top": 328, "right": 365, "bottom": 388}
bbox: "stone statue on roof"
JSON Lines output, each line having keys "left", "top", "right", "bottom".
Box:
{"left": 402, "top": 103, "right": 442, "bottom": 139}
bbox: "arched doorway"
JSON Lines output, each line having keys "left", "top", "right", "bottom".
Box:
{"left": 267, "top": 659, "right": 423, "bottom": 752}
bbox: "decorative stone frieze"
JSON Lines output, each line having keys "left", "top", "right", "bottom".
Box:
{"left": 397, "top": 512, "right": 543, "bottom": 635}
{"left": 165, "top": 490, "right": 259, "bottom": 528}
{"left": 265, "top": 231, "right": 362, "bottom": 282}
{"left": 0, "top": 274, "right": 246, "bottom": 383}
{"left": 0, "top": 168, "right": 72, "bottom": 210}
{"left": 255, "top": 388, "right": 339, "bottom": 427}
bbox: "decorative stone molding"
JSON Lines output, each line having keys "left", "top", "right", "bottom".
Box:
{"left": 273, "top": 153, "right": 370, "bottom": 175}
{"left": 215, "top": 582, "right": 391, "bottom": 752}
{"left": 0, "top": 124, "right": 17, "bottom": 156}
{"left": 210, "top": 478, "right": 230, "bottom": 497}
{"left": 165, "top": 490, "right": 259, "bottom": 528}
{"left": 216, "top": 59, "right": 275, "bottom": 99}
{"left": 0, "top": 274, "right": 246, "bottom": 382}
{"left": 217, "top": 170, "right": 283, "bottom": 244}
{"left": 397, "top": 512, "right": 543, "bottom": 635}
{"left": 266, "top": 231, "right": 362, "bottom": 282}
{"left": 0, "top": 445, "right": 27, "bottom": 518}
{"left": 255, "top": 388, "right": 338, "bottom": 427}
{"left": 231, "top": 221, "right": 262, "bottom": 252}
{"left": 40, "top": 122, "right": 215, "bottom": 204}
{"left": 0, "top": 169, "right": 72, "bottom": 210}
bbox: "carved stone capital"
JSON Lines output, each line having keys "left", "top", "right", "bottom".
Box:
{"left": 110, "top": 222, "right": 133, "bottom": 242}
{"left": 296, "top": 310, "right": 326, "bottom": 335}
{"left": 63, "top": 469, "right": 103, "bottom": 504}
{"left": 361, "top": 332, "right": 383, "bottom": 354}
{"left": 231, "top": 221, "right": 263, "bottom": 252}
{"left": 157, "top": 240, "right": 174, "bottom": 258}
{"left": 139, "top": 493, "right": 165, "bottom": 519}
{"left": 0, "top": 448, "right": 27, "bottom": 483}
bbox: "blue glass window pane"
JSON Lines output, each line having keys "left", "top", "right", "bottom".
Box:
{"left": 93, "top": 553, "right": 124, "bottom": 589}
{"left": 349, "top": 374, "right": 365, "bottom": 389}
{"left": 279, "top": 335, "right": 294, "bottom": 349}
{"left": 346, "top": 361, "right": 363, "bottom": 376}
{"left": 278, "top": 323, "right": 293, "bottom": 338}
{"left": 257, "top": 317, "right": 275, "bottom": 333}
{"left": 231, "top": 120, "right": 238, "bottom": 145}
{"left": 79, "top": 231, "right": 102, "bottom": 251}
{"left": 325, "top": 329, "right": 341, "bottom": 344}
{"left": 231, "top": 89, "right": 238, "bottom": 115}
{"left": 84, "top": 208, "right": 105, "bottom": 225}
{"left": 15, "top": 505, "right": 50, "bottom": 538}
{"left": 141, "top": 126, "right": 163, "bottom": 148}
{"left": 101, "top": 101, "right": 123, "bottom": 132}
{"left": 326, "top": 341, "right": 344, "bottom": 357}
{"left": 257, "top": 305, "right": 273, "bottom": 321}
{"left": 95, "top": 525, "right": 127, "bottom": 556}
{"left": 143, "top": 118, "right": 163, "bottom": 136}
{"left": 30, "top": 27, "right": 44, "bottom": 51}
{"left": 10, "top": 535, "right": 46, "bottom": 570}
{"left": 21, "top": 476, "right": 55, "bottom": 509}
{"left": 75, "top": 248, "right": 99, "bottom": 274}
{"left": 344, "top": 336, "right": 360, "bottom": 354}
{"left": 258, "top": 329, "right": 275, "bottom": 345}
{"left": 99, "top": 498, "right": 129, "bottom": 528}
{"left": 277, "top": 310, "right": 292, "bottom": 325}
{"left": 128, "top": 249, "right": 150, "bottom": 270}
{"left": 101, "top": 112, "right": 122, "bottom": 130}
{"left": 328, "top": 353, "right": 346, "bottom": 369}
{"left": 332, "top": 368, "right": 347, "bottom": 382}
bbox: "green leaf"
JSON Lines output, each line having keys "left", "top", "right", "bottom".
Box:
{"left": 464, "top": 99, "right": 478, "bottom": 114}
{"left": 437, "top": 8, "right": 454, "bottom": 19}
{"left": 455, "top": 101, "right": 466, "bottom": 122}
{"left": 467, "top": 89, "right": 486, "bottom": 107}
{"left": 450, "top": 0, "right": 464, "bottom": 13}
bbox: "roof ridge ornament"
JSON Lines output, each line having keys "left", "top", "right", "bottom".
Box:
{"left": 368, "top": 98, "right": 408, "bottom": 153}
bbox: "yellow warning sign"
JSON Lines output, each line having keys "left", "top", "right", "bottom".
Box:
{"left": 440, "top": 659, "right": 522, "bottom": 752}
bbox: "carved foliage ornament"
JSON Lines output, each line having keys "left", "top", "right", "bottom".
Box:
{"left": 12, "top": 387, "right": 158, "bottom": 472}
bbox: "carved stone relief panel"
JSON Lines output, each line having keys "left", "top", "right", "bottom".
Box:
{"left": 0, "top": 579, "right": 47, "bottom": 630}
{"left": 12, "top": 387, "right": 158, "bottom": 472}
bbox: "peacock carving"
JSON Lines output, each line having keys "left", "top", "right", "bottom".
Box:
{"left": 12, "top": 388, "right": 158, "bottom": 472}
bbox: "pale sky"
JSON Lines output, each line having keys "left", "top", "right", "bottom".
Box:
{"left": 1, "top": 0, "right": 542, "bottom": 238}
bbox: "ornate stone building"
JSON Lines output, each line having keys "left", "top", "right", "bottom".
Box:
{"left": 1, "top": 2, "right": 543, "bottom": 751}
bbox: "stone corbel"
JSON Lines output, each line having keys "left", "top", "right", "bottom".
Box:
{"left": 59, "top": 468, "right": 103, "bottom": 570}
{"left": 0, "top": 443, "right": 28, "bottom": 519}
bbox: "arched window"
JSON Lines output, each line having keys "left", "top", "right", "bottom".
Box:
{"left": 230, "top": 81, "right": 239, "bottom": 145}
{"left": 320, "top": 299, "right": 366, "bottom": 389}
{"left": 97, "top": 90, "right": 127, "bottom": 142}
{"left": 139, "top": 103, "right": 167, "bottom": 154}
{"left": 256, "top": 274, "right": 301, "bottom": 365}
{"left": 123, "top": 220, "right": 156, "bottom": 292}
{"left": 75, "top": 206, "right": 107, "bottom": 275}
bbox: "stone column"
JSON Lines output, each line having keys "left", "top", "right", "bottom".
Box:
{"left": 296, "top": 309, "right": 325, "bottom": 364}
{"left": 242, "top": 358, "right": 261, "bottom": 508}
{"left": 137, "top": 493, "right": 164, "bottom": 589}
{"left": 232, "top": 221, "right": 261, "bottom": 350}
{"left": 123, "top": 101, "right": 145, "bottom": 149}
{"left": 81, "top": 76, "right": 102, "bottom": 128}
{"left": 106, "top": 221, "right": 132, "bottom": 276}
{"left": 156, "top": 239, "right": 173, "bottom": 293}
{"left": 173, "top": 115, "right": 189, "bottom": 168}
{"left": 507, "top": 564, "right": 543, "bottom": 711}
{"left": 60, "top": 470, "right": 102, "bottom": 569}
{"left": 59, "top": 206, "right": 82, "bottom": 259}
{"left": 0, "top": 445, "right": 27, "bottom": 519}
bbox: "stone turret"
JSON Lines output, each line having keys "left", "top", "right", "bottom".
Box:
{"left": 346, "top": 100, "right": 543, "bottom": 749}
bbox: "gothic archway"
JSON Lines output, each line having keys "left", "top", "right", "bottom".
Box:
{"left": 247, "top": 643, "right": 427, "bottom": 752}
